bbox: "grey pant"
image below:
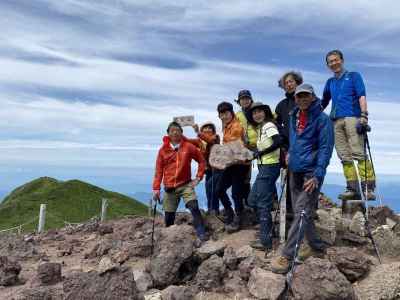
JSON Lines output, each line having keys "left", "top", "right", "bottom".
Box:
{"left": 282, "top": 172, "right": 325, "bottom": 259}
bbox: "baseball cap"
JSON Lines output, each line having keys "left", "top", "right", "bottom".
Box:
{"left": 294, "top": 83, "right": 314, "bottom": 96}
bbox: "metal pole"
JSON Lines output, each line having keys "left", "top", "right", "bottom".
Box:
{"left": 148, "top": 197, "right": 153, "bottom": 217}
{"left": 279, "top": 169, "right": 288, "bottom": 244}
{"left": 101, "top": 198, "right": 108, "bottom": 222}
{"left": 38, "top": 204, "right": 46, "bottom": 233}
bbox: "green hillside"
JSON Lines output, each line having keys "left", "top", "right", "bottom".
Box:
{"left": 0, "top": 177, "right": 149, "bottom": 232}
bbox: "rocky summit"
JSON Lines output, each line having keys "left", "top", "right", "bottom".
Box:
{"left": 0, "top": 205, "right": 399, "bottom": 300}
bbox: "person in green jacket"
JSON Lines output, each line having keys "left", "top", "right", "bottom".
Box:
{"left": 235, "top": 90, "right": 257, "bottom": 204}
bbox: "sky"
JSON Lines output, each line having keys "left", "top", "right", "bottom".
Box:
{"left": 1, "top": 1, "right": 400, "bottom": 201}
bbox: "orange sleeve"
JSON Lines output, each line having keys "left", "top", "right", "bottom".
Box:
{"left": 152, "top": 149, "right": 164, "bottom": 190}
{"left": 224, "top": 121, "right": 245, "bottom": 143}
{"left": 191, "top": 145, "right": 206, "bottom": 180}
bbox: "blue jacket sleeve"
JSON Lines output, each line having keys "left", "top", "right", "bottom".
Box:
{"left": 313, "top": 114, "right": 334, "bottom": 183}
{"left": 351, "top": 72, "right": 366, "bottom": 98}
{"left": 321, "top": 79, "right": 332, "bottom": 110}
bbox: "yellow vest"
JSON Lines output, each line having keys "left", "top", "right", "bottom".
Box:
{"left": 256, "top": 122, "right": 280, "bottom": 165}
{"left": 236, "top": 111, "right": 258, "bottom": 148}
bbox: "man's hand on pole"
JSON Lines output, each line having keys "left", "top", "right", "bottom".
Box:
{"left": 303, "top": 177, "right": 319, "bottom": 194}
{"left": 152, "top": 190, "right": 161, "bottom": 203}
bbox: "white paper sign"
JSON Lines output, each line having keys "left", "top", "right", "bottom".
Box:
{"left": 173, "top": 115, "right": 195, "bottom": 127}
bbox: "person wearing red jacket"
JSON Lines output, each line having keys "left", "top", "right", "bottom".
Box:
{"left": 152, "top": 121, "right": 207, "bottom": 241}
{"left": 187, "top": 122, "right": 232, "bottom": 216}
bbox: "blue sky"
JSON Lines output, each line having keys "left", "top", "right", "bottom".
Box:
{"left": 1, "top": 1, "right": 400, "bottom": 200}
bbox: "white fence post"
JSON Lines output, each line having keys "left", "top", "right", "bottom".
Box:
{"left": 101, "top": 198, "right": 108, "bottom": 222}
{"left": 38, "top": 204, "right": 46, "bottom": 234}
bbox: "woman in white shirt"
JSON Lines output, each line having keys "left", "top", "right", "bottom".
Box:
{"left": 246, "top": 102, "right": 281, "bottom": 253}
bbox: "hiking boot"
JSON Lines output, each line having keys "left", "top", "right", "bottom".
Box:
{"left": 271, "top": 255, "right": 290, "bottom": 274}
{"left": 225, "top": 215, "right": 240, "bottom": 234}
{"left": 222, "top": 208, "right": 234, "bottom": 225}
{"left": 249, "top": 240, "right": 271, "bottom": 251}
{"left": 298, "top": 244, "right": 325, "bottom": 261}
{"left": 338, "top": 189, "right": 361, "bottom": 200}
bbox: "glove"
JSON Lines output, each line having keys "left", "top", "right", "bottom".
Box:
{"left": 356, "top": 112, "right": 371, "bottom": 134}
{"left": 252, "top": 150, "right": 261, "bottom": 159}
{"left": 152, "top": 190, "right": 161, "bottom": 203}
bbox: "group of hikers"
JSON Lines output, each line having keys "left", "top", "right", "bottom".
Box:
{"left": 152, "top": 49, "right": 375, "bottom": 274}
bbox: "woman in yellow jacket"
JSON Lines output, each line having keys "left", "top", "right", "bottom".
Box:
{"left": 235, "top": 90, "right": 258, "bottom": 205}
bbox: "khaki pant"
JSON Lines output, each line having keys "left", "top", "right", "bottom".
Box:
{"left": 163, "top": 183, "right": 197, "bottom": 212}
{"left": 334, "top": 117, "right": 365, "bottom": 162}
{"left": 334, "top": 117, "right": 375, "bottom": 191}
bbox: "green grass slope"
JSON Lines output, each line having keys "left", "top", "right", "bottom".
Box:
{"left": 0, "top": 177, "right": 148, "bottom": 232}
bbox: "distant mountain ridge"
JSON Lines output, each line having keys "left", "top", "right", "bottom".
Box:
{"left": 0, "top": 177, "right": 148, "bottom": 231}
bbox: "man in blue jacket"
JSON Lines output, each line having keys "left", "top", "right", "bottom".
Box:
{"left": 322, "top": 49, "right": 375, "bottom": 200}
{"left": 271, "top": 83, "right": 334, "bottom": 274}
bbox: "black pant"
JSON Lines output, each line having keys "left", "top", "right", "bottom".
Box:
{"left": 217, "top": 164, "right": 248, "bottom": 214}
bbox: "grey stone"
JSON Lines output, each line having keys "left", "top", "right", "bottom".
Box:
{"left": 355, "top": 262, "right": 400, "bottom": 300}
{"left": 132, "top": 269, "right": 153, "bottom": 293}
{"left": 0, "top": 256, "right": 21, "bottom": 286}
{"left": 37, "top": 262, "right": 62, "bottom": 285}
{"left": 150, "top": 225, "right": 195, "bottom": 288}
{"left": 248, "top": 267, "right": 285, "bottom": 300}
{"left": 195, "top": 254, "right": 226, "bottom": 290}
{"left": 195, "top": 240, "right": 226, "bottom": 261}
{"left": 327, "top": 247, "right": 371, "bottom": 282}
{"left": 290, "top": 258, "right": 356, "bottom": 300}
{"left": 63, "top": 267, "right": 138, "bottom": 300}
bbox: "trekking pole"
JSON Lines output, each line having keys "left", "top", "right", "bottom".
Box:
{"left": 272, "top": 168, "right": 287, "bottom": 238}
{"left": 150, "top": 200, "right": 157, "bottom": 256}
{"left": 353, "top": 149, "right": 382, "bottom": 264}
{"left": 365, "top": 133, "right": 383, "bottom": 207}
{"left": 283, "top": 209, "right": 306, "bottom": 300}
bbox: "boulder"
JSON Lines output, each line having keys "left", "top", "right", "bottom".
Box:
{"left": 194, "top": 254, "right": 226, "bottom": 290}
{"left": 355, "top": 262, "right": 400, "bottom": 300}
{"left": 37, "top": 262, "right": 62, "bottom": 285}
{"left": 98, "top": 224, "right": 114, "bottom": 235}
{"left": 238, "top": 254, "right": 262, "bottom": 281}
{"left": 369, "top": 206, "right": 400, "bottom": 228}
{"left": 349, "top": 211, "right": 366, "bottom": 237}
{"left": 327, "top": 247, "right": 371, "bottom": 282}
{"left": 195, "top": 240, "right": 226, "bottom": 261}
{"left": 0, "top": 256, "right": 22, "bottom": 286}
{"left": 223, "top": 270, "right": 250, "bottom": 295}
{"left": 63, "top": 267, "right": 138, "bottom": 300}
{"left": 235, "top": 245, "right": 255, "bottom": 263}
{"left": 132, "top": 269, "right": 153, "bottom": 293}
{"left": 98, "top": 256, "right": 118, "bottom": 274}
{"left": 223, "top": 246, "right": 238, "bottom": 270}
{"left": 247, "top": 267, "right": 285, "bottom": 300}
{"left": 372, "top": 225, "right": 400, "bottom": 258}
{"left": 18, "top": 286, "right": 63, "bottom": 300}
{"left": 290, "top": 258, "right": 356, "bottom": 300}
{"left": 161, "top": 285, "right": 194, "bottom": 300}
{"left": 150, "top": 225, "right": 195, "bottom": 288}
{"left": 316, "top": 209, "right": 336, "bottom": 245}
